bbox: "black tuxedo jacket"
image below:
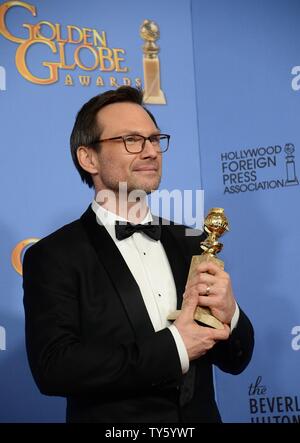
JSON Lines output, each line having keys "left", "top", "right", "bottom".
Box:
{"left": 23, "top": 205, "right": 254, "bottom": 423}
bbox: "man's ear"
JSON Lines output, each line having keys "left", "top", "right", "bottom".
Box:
{"left": 77, "top": 146, "right": 99, "bottom": 175}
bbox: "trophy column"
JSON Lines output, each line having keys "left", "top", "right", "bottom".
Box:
{"left": 140, "top": 20, "right": 166, "bottom": 104}
{"left": 284, "top": 143, "right": 299, "bottom": 186}
{"left": 168, "top": 208, "right": 229, "bottom": 330}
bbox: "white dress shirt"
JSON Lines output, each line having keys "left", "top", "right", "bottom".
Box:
{"left": 91, "top": 200, "right": 240, "bottom": 374}
{"left": 91, "top": 200, "right": 190, "bottom": 373}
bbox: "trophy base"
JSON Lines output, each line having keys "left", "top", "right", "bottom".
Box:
{"left": 167, "top": 253, "right": 225, "bottom": 329}
{"left": 188, "top": 254, "right": 224, "bottom": 280}
{"left": 168, "top": 306, "right": 224, "bottom": 330}
{"left": 285, "top": 178, "right": 299, "bottom": 186}
{"left": 143, "top": 89, "right": 166, "bottom": 104}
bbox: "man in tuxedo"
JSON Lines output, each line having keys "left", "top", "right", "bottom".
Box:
{"left": 23, "top": 86, "right": 254, "bottom": 423}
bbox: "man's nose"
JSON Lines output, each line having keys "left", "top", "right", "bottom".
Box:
{"left": 140, "top": 138, "right": 158, "bottom": 158}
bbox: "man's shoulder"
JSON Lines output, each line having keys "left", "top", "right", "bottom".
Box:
{"left": 24, "top": 211, "right": 89, "bottom": 260}
{"left": 39, "top": 218, "right": 83, "bottom": 246}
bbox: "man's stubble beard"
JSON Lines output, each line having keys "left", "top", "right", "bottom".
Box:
{"left": 98, "top": 169, "right": 162, "bottom": 195}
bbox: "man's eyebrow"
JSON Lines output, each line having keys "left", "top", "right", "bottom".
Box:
{"left": 117, "top": 129, "right": 161, "bottom": 135}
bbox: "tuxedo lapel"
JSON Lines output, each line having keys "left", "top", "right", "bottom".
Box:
{"left": 80, "top": 206, "right": 155, "bottom": 339}
{"left": 160, "top": 223, "right": 198, "bottom": 405}
{"left": 160, "top": 224, "right": 190, "bottom": 309}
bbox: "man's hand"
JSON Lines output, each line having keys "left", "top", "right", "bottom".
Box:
{"left": 174, "top": 289, "right": 230, "bottom": 361}
{"left": 186, "top": 261, "right": 236, "bottom": 325}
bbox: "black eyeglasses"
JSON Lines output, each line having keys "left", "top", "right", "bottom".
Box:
{"left": 89, "top": 133, "right": 170, "bottom": 154}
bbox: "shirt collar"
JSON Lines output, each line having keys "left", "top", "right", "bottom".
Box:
{"left": 91, "top": 199, "right": 153, "bottom": 240}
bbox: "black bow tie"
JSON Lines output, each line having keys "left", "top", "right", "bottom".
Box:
{"left": 115, "top": 221, "right": 161, "bottom": 241}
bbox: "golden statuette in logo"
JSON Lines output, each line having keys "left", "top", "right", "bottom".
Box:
{"left": 140, "top": 19, "right": 166, "bottom": 104}
{"left": 168, "top": 208, "right": 229, "bottom": 329}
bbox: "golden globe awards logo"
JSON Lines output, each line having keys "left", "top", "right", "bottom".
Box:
{"left": 248, "top": 376, "right": 300, "bottom": 423}
{"left": 221, "top": 143, "right": 299, "bottom": 194}
{"left": 0, "top": 1, "right": 141, "bottom": 88}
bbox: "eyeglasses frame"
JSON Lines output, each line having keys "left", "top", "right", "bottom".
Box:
{"left": 88, "top": 133, "right": 170, "bottom": 154}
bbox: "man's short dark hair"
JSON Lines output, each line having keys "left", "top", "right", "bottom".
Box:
{"left": 70, "top": 86, "right": 158, "bottom": 188}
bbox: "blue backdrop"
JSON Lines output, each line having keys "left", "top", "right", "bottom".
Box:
{"left": 0, "top": 0, "right": 299, "bottom": 423}
{"left": 192, "top": 0, "right": 300, "bottom": 423}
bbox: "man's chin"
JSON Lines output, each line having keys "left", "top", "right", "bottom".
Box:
{"left": 133, "top": 180, "right": 160, "bottom": 194}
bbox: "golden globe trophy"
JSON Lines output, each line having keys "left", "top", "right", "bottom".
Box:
{"left": 168, "top": 208, "right": 229, "bottom": 329}
{"left": 140, "top": 19, "right": 166, "bottom": 104}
